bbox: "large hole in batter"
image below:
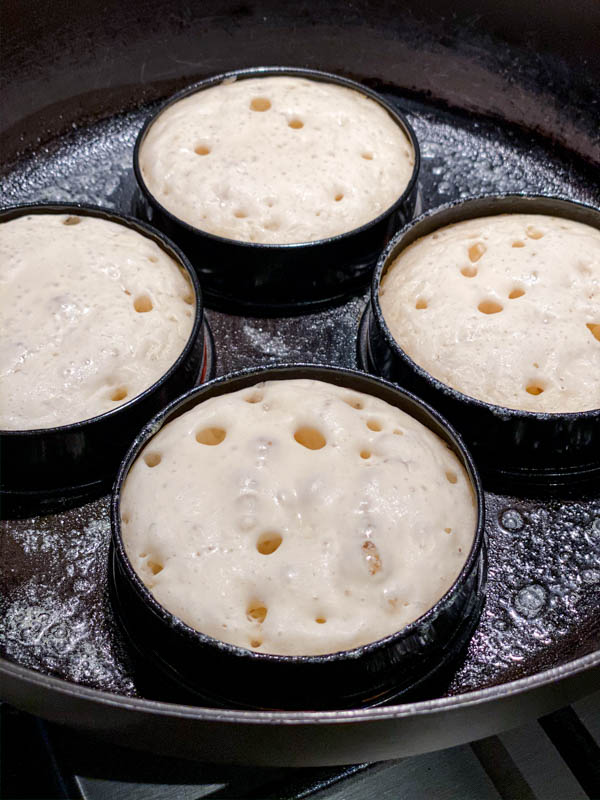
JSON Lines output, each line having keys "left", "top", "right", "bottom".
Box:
{"left": 461, "top": 265, "right": 478, "bottom": 278}
{"left": 446, "top": 470, "right": 458, "bottom": 484}
{"left": 256, "top": 532, "right": 282, "bottom": 555}
{"left": 143, "top": 451, "right": 162, "bottom": 468}
{"left": 509, "top": 287, "right": 526, "bottom": 299}
{"left": 366, "top": 419, "right": 382, "bottom": 432}
{"left": 196, "top": 427, "right": 226, "bottom": 446}
{"left": 134, "top": 294, "right": 153, "bottom": 313}
{"left": 478, "top": 299, "right": 503, "bottom": 314}
{"left": 468, "top": 242, "right": 486, "bottom": 262}
{"left": 250, "top": 97, "right": 271, "bottom": 111}
{"left": 360, "top": 449, "right": 372, "bottom": 460}
{"left": 362, "top": 540, "right": 382, "bottom": 574}
{"left": 63, "top": 216, "right": 81, "bottom": 226}
{"left": 196, "top": 428, "right": 227, "bottom": 447}
{"left": 111, "top": 387, "right": 128, "bottom": 402}
{"left": 294, "top": 427, "right": 326, "bottom": 450}
{"left": 246, "top": 603, "right": 267, "bottom": 624}
{"left": 586, "top": 323, "right": 600, "bottom": 342}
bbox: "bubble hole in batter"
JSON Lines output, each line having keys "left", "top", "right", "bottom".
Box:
{"left": 147, "top": 558, "right": 164, "bottom": 576}
{"left": 143, "top": 451, "right": 162, "bottom": 468}
{"left": 362, "top": 540, "right": 382, "bottom": 574}
{"left": 294, "top": 426, "right": 326, "bottom": 450}
{"left": 478, "top": 299, "right": 503, "bottom": 314}
{"left": 195, "top": 427, "right": 227, "bottom": 446}
{"left": 446, "top": 470, "right": 458, "bottom": 484}
{"left": 526, "top": 226, "right": 544, "bottom": 239}
{"left": 111, "top": 386, "right": 128, "bottom": 402}
{"left": 509, "top": 287, "right": 526, "bottom": 299}
{"left": 244, "top": 391, "right": 264, "bottom": 404}
{"left": 415, "top": 298, "right": 428, "bottom": 310}
{"left": 468, "top": 242, "right": 486, "bottom": 262}
{"left": 344, "top": 396, "right": 364, "bottom": 410}
{"left": 250, "top": 97, "right": 271, "bottom": 112}
{"left": 526, "top": 383, "right": 545, "bottom": 396}
{"left": 586, "top": 323, "right": 600, "bottom": 342}
{"left": 256, "top": 532, "right": 283, "bottom": 555}
{"left": 366, "top": 419, "right": 382, "bottom": 432}
{"left": 288, "top": 118, "right": 304, "bottom": 129}
{"left": 133, "top": 294, "right": 153, "bottom": 313}
{"left": 62, "top": 216, "right": 81, "bottom": 226}
{"left": 246, "top": 602, "right": 267, "bottom": 624}
{"left": 194, "top": 144, "right": 211, "bottom": 155}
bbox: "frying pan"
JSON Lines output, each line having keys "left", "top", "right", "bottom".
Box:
{"left": 1, "top": 0, "right": 599, "bottom": 767}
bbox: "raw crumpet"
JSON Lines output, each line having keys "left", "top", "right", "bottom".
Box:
{"left": 380, "top": 214, "right": 600, "bottom": 413}
{"left": 0, "top": 213, "right": 195, "bottom": 429}
{"left": 120, "top": 378, "right": 476, "bottom": 656}
{"left": 139, "top": 75, "right": 415, "bottom": 244}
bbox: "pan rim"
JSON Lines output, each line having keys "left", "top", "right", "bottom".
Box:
{"left": 2, "top": 647, "right": 598, "bottom": 725}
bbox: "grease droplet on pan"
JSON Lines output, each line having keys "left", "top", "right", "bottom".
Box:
{"left": 514, "top": 584, "right": 546, "bottom": 619}
{"left": 500, "top": 509, "right": 524, "bottom": 532}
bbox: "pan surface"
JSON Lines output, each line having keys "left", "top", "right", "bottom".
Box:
{"left": 1, "top": 0, "right": 599, "bottom": 766}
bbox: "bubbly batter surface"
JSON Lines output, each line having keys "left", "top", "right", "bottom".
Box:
{"left": 380, "top": 214, "right": 600, "bottom": 413}
{"left": 0, "top": 213, "right": 195, "bottom": 429}
{"left": 139, "top": 75, "right": 415, "bottom": 244}
{"left": 121, "top": 379, "right": 476, "bottom": 656}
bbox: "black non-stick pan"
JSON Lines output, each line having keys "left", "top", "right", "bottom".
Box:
{"left": 1, "top": 0, "right": 599, "bottom": 767}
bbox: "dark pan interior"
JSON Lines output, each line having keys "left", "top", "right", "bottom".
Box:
{"left": 1, "top": 0, "right": 599, "bottom": 765}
